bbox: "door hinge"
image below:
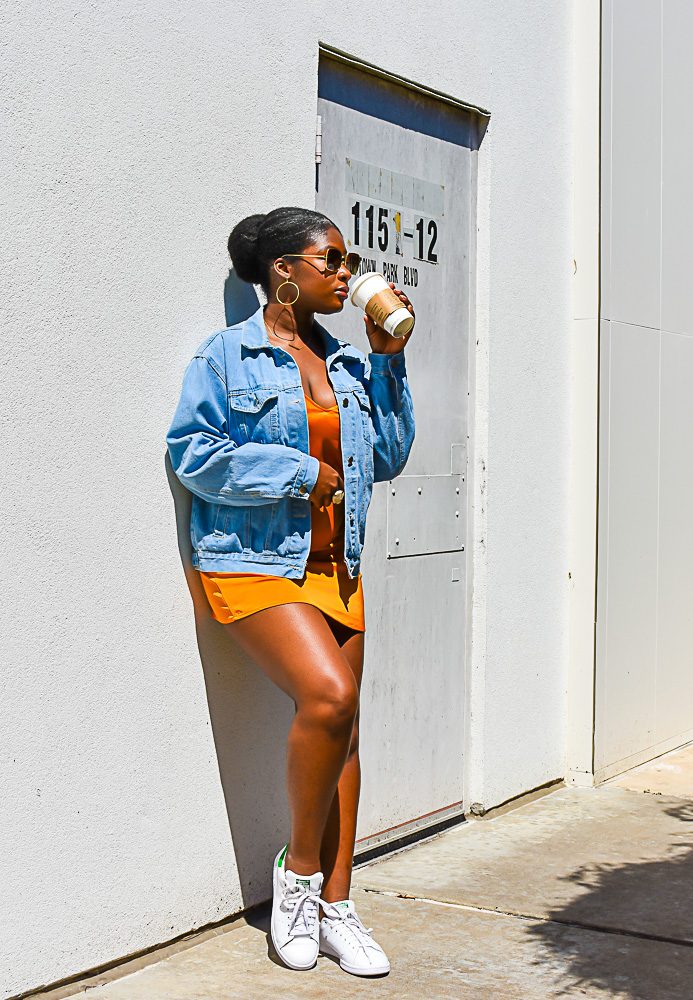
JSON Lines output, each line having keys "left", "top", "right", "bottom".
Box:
{"left": 315, "top": 115, "right": 322, "bottom": 164}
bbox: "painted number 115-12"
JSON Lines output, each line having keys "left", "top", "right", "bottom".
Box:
{"left": 349, "top": 200, "right": 439, "bottom": 264}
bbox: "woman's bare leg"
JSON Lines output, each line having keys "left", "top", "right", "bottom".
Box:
{"left": 223, "top": 603, "right": 360, "bottom": 881}
{"left": 318, "top": 621, "right": 364, "bottom": 914}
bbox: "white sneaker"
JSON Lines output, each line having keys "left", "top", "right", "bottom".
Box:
{"left": 319, "top": 898, "right": 391, "bottom": 976}
{"left": 271, "top": 843, "right": 323, "bottom": 971}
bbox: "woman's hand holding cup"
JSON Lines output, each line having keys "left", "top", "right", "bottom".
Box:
{"left": 363, "top": 284, "right": 415, "bottom": 354}
{"left": 310, "top": 461, "right": 344, "bottom": 509}
{"left": 349, "top": 273, "right": 415, "bottom": 354}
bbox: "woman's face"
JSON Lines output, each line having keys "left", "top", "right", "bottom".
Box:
{"left": 276, "top": 226, "right": 353, "bottom": 315}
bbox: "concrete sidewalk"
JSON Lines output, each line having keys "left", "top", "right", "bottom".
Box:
{"left": 38, "top": 744, "right": 693, "bottom": 1000}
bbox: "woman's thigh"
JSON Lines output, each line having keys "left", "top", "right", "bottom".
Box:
{"left": 324, "top": 617, "right": 365, "bottom": 692}
{"left": 222, "top": 603, "right": 363, "bottom": 707}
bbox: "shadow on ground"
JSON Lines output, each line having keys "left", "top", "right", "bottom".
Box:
{"left": 527, "top": 800, "right": 693, "bottom": 999}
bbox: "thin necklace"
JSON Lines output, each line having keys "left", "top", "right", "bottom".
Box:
{"left": 264, "top": 317, "right": 302, "bottom": 350}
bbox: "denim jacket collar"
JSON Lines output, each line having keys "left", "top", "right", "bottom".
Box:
{"left": 240, "top": 306, "right": 271, "bottom": 351}
{"left": 241, "top": 305, "right": 362, "bottom": 369}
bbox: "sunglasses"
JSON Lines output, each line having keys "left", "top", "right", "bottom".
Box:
{"left": 282, "top": 248, "right": 361, "bottom": 275}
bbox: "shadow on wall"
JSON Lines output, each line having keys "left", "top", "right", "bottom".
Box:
{"left": 526, "top": 800, "right": 693, "bottom": 1000}
{"left": 224, "top": 268, "right": 261, "bottom": 327}
{"left": 162, "top": 274, "right": 289, "bottom": 909}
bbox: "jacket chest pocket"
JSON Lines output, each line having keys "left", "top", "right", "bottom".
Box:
{"left": 228, "top": 388, "right": 281, "bottom": 444}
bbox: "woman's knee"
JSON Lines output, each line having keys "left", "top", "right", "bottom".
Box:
{"left": 306, "top": 674, "right": 359, "bottom": 736}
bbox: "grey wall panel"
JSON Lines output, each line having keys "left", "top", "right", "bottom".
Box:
{"left": 609, "top": 0, "right": 661, "bottom": 329}
{"left": 595, "top": 322, "right": 659, "bottom": 769}
{"left": 594, "top": 319, "right": 612, "bottom": 770}
{"left": 600, "top": 0, "right": 613, "bottom": 321}
{"left": 596, "top": 0, "right": 693, "bottom": 778}
{"left": 661, "top": 1, "right": 693, "bottom": 336}
{"left": 656, "top": 331, "right": 693, "bottom": 740}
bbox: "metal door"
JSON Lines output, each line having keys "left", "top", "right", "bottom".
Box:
{"left": 316, "top": 51, "right": 484, "bottom": 849}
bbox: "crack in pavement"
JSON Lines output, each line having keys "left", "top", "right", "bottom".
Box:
{"left": 353, "top": 885, "right": 693, "bottom": 949}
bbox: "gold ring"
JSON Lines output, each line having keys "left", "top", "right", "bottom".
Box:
{"left": 332, "top": 489, "right": 344, "bottom": 504}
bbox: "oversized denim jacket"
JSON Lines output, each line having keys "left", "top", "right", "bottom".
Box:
{"left": 166, "top": 305, "right": 415, "bottom": 579}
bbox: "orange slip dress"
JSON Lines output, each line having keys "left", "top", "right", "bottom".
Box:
{"left": 199, "top": 393, "right": 365, "bottom": 631}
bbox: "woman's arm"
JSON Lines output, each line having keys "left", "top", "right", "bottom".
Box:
{"left": 166, "top": 355, "right": 319, "bottom": 506}
{"left": 365, "top": 350, "right": 415, "bottom": 482}
{"left": 360, "top": 284, "right": 416, "bottom": 482}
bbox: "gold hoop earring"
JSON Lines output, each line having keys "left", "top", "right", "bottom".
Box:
{"left": 276, "top": 280, "right": 300, "bottom": 306}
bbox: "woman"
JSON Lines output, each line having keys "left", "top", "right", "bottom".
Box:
{"left": 166, "top": 207, "right": 415, "bottom": 977}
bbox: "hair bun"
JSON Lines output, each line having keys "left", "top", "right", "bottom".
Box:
{"left": 227, "top": 213, "right": 266, "bottom": 285}
{"left": 227, "top": 206, "right": 337, "bottom": 293}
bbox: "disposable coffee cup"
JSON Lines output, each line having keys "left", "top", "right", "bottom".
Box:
{"left": 350, "top": 272, "right": 415, "bottom": 338}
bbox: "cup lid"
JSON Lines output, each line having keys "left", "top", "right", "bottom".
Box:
{"left": 349, "top": 270, "right": 388, "bottom": 305}
{"left": 349, "top": 272, "right": 376, "bottom": 292}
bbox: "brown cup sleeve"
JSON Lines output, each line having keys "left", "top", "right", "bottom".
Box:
{"left": 365, "top": 287, "right": 404, "bottom": 328}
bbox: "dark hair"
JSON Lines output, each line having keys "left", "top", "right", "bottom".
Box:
{"left": 227, "top": 207, "right": 338, "bottom": 294}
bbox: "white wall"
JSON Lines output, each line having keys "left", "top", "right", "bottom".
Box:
{"left": 2, "top": 0, "right": 573, "bottom": 992}
{"left": 467, "top": 4, "right": 573, "bottom": 811}
{"left": 566, "top": 0, "right": 601, "bottom": 786}
{"left": 594, "top": 0, "right": 693, "bottom": 781}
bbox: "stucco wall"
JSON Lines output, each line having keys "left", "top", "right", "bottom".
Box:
{"left": 468, "top": 6, "right": 574, "bottom": 810}
{"left": 2, "top": 0, "right": 573, "bottom": 992}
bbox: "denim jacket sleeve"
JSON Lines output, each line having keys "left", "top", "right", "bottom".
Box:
{"left": 166, "top": 355, "right": 320, "bottom": 506}
{"left": 365, "top": 350, "right": 415, "bottom": 482}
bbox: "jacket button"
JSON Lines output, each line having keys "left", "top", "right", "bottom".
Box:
{"left": 348, "top": 456, "right": 353, "bottom": 466}
{"left": 342, "top": 397, "right": 349, "bottom": 407}
{"left": 299, "top": 484, "right": 307, "bottom": 494}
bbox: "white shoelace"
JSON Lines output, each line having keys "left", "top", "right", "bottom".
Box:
{"left": 320, "top": 900, "right": 378, "bottom": 960}
{"left": 282, "top": 885, "right": 321, "bottom": 937}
